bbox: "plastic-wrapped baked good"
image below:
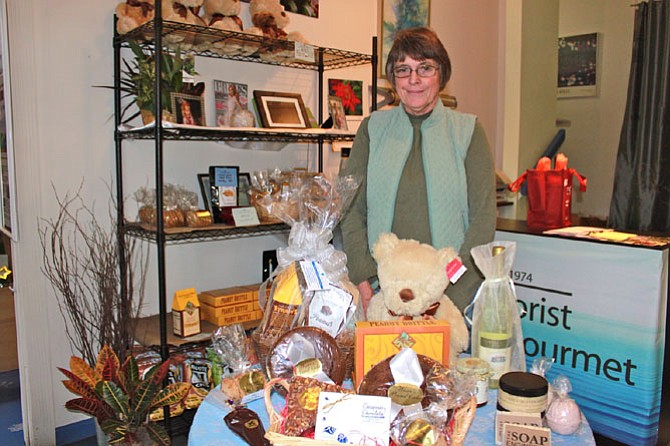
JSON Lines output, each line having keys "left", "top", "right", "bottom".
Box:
{"left": 211, "top": 324, "right": 266, "bottom": 405}
{"left": 134, "top": 183, "right": 199, "bottom": 228}
{"left": 137, "top": 206, "right": 185, "bottom": 228}
{"left": 185, "top": 209, "right": 213, "bottom": 227}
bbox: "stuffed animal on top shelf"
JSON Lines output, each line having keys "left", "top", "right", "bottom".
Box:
{"left": 203, "top": 0, "right": 243, "bottom": 32}
{"left": 248, "top": 0, "right": 288, "bottom": 39}
{"left": 115, "top": 0, "right": 155, "bottom": 35}
{"left": 162, "top": 0, "right": 207, "bottom": 48}
{"left": 202, "top": 0, "right": 245, "bottom": 55}
{"left": 247, "top": 0, "right": 308, "bottom": 61}
{"left": 366, "top": 232, "right": 470, "bottom": 365}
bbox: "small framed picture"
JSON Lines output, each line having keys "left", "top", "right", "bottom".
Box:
{"left": 328, "top": 95, "right": 348, "bottom": 131}
{"left": 253, "top": 90, "right": 310, "bottom": 129}
{"left": 197, "top": 173, "right": 211, "bottom": 212}
{"left": 557, "top": 32, "right": 599, "bottom": 98}
{"left": 209, "top": 165, "right": 240, "bottom": 224}
{"left": 238, "top": 172, "right": 251, "bottom": 207}
{"left": 171, "top": 92, "right": 206, "bottom": 126}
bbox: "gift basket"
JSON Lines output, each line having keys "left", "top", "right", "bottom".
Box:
{"left": 262, "top": 348, "right": 477, "bottom": 446}
{"left": 251, "top": 173, "right": 361, "bottom": 380}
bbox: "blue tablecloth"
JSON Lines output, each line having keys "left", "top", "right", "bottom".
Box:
{"left": 188, "top": 385, "right": 596, "bottom": 445}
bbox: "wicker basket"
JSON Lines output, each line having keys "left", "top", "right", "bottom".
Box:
{"left": 263, "top": 378, "right": 477, "bottom": 446}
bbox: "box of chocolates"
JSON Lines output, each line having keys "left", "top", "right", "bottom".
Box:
{"left": 354, "top": 320, "right": 450, "bottom": 387}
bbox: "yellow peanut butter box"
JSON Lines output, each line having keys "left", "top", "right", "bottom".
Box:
{"left": 354, "top": 320, "right": 450, "bottom": 388}
{"left": 199, "top": 286, "right": 253, "bottom": 307}
{"left": 201, "top": 306, "right": 262, "bottom": 327}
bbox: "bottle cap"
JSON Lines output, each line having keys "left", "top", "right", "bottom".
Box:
{"left": 492, "top": 245, "right": 505, "bottom": 256}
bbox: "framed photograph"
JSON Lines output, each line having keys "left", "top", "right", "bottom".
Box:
{"left": 213, "top": 79, "right": 251, "bottom": 127}
{"left": 280, "top": 0, "right": 319, "bottom": 18}
{"left": 238, "top": 172, "right": 251, "bottom": 207}
{"left": 379, "top": 0, "right": 431, "bottom": 78}
{"left": 253, "top": 90, "right": 310, "bottom": 129}
{"left": 209, "top": 165, "right": 240, "bottom": 224}
{"left": 328, "top": 79, "right": 363, "bottom": 116}
{"left": 557, "top": 33, "right": 599, "bottom": 98}
{"left": 197, "top": 173, "right": 211, "bottom": 212}
{"left": 171, "top": 92, "right": 206, "bottom": 126}
{"left": 328, "top": 96, "right": 348, "bottom": 131}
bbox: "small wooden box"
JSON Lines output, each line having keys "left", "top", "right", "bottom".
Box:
{"left": 354, "top": 320, "right": 450, "bottom": 387}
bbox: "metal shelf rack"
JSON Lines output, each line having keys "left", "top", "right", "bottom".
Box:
{"left": 112, "top": 4, "right": 377, "bottom": 437}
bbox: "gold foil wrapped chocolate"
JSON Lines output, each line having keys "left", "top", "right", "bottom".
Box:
{"left": 405, "top": 419, "right": 438, "bottom": 445}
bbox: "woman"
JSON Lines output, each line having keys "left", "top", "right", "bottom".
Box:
{"left": 340, "top": 27, "right": 496, "bottom": 314}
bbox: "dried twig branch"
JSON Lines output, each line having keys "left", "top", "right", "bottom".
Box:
{"left": 39, "top": 181, "right": 148, "bottom": 365}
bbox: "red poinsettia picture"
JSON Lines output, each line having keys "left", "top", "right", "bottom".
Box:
{"left": 328, "top": 79, "right": 363, "bottom": 116}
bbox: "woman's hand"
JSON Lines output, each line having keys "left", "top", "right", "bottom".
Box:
{"left": 357, "top": 280, "right": 374, "bottom": 317}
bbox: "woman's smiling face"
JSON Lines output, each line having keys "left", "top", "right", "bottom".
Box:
{"left": 394, "top": 56, "right": 441, "bottom": 116}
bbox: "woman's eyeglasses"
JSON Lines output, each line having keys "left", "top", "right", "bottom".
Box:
{"left": 393, "top": 64, "right": 439, "bottom": 78}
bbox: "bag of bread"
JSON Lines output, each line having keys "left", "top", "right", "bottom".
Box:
{"left": 212, "top": 324, "right": 266, "bottom": 405}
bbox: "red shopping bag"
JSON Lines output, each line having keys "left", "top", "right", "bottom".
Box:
{"left": 509, "top": 157, "right": 587, "bottom": 230}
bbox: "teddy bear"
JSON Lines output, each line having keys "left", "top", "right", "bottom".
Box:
{"left": 247, "top": 0, "right": 308, "bottom": 61}
{"left": 366, "top": 232, "right": 470, "bottom": 365}
{"left": 115, "top": 0, "right": 155, "bottom": 35}
{"left": 162, "top": 0, "right": 207, "bottom": 48}
{"left": 203, "top": 0, "right": 243, "bottom": 33}
{"left": 201, "top": 0, "right": 246, "bottom": 55}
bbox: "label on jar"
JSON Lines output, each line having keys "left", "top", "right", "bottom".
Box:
{"left": 498, "top": 388, "right": 548, "bottom": 414}
{"left": 475, "top": 377, "right": 489, "bottom": 406}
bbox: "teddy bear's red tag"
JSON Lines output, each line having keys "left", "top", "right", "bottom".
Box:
{"left": 446, "top": 258, "right": 466, "bottom": 284}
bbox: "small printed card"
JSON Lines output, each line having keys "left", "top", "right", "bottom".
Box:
{"left": 308, "top": 286, "right": 354, "bottom": 338}
{"left": 315, "top": 392, "right": 391, "bottom": 445}
{"left": 502, "top": 423, "right": 551, "bottom": 446}
{"left": 495, "top": 411, "right": 543, "bottom": 445}
{"left": 299, "top": 260, "right": 330, "bottom": 291}
{"left": 232, "top": 207, "right": 260, "bottom": 227}
{"left": 294, "top": 42, "right": 315, "bottom": 63}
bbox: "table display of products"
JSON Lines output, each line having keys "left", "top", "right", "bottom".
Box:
{"left": 188, "top": 383, "right": 596, "bottom": 445}
{"left": 185, "top": 315, "right": 596, "bottom": 446}
{"left": 177, "top": 219, "right": 613, "bottom": 445}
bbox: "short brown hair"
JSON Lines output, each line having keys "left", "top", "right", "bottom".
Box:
{"left": 385, "top": 27, "right": 451, "bottom": 90}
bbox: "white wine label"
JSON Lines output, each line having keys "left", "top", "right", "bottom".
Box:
{"left": 479, "top": 331, "right": 512, "bottom": 381}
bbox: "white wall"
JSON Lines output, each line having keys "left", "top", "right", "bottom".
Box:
{"left": 6, "top": 0, "right": 502, "bottom": 441}
{"left": 558, "top": 0, "right": 634, "bottom": 219}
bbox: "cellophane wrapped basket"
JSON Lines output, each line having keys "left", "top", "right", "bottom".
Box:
{"left": 251, "top": 173, "right": 362, "bottom": 380}
{"left": 262, "top": 378, "right": 477, "bottom": 446}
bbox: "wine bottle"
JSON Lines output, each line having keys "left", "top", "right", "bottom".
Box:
{"left": 473, "top": 245, "right": 513, "bottom": 389}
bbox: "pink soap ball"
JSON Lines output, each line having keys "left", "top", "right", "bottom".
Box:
{"left": 546, "top": 398, "right": 582, "bottom": 435}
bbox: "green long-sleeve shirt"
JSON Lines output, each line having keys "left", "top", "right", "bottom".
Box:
{"left": 340, "top": 111, "right": 496, "bottom": 311}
